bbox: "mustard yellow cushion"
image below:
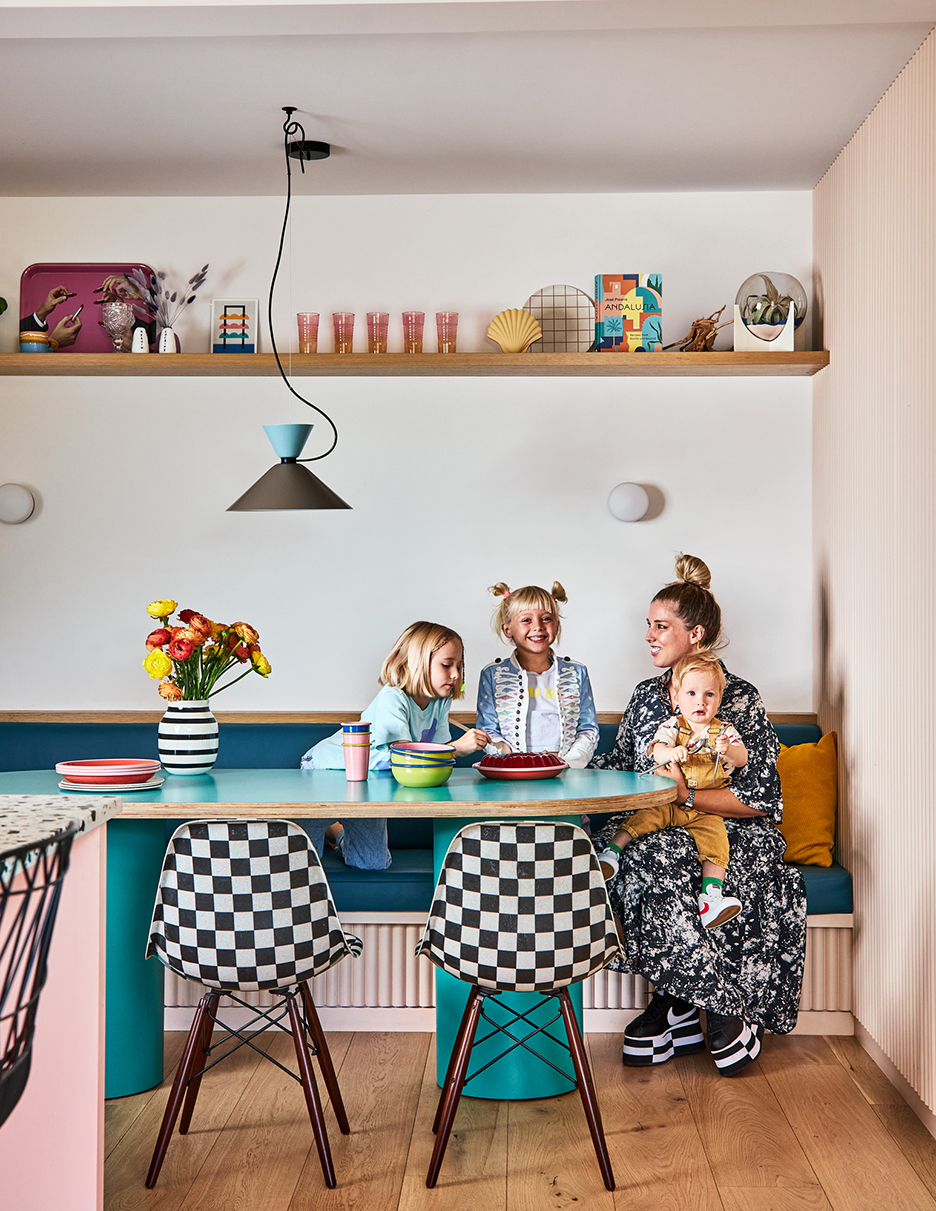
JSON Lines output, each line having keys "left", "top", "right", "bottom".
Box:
{"left": 776, "top": 732, "right": 838, "bottom": 867}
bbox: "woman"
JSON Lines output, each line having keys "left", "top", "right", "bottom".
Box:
{"left": 591, "top": 554, "right": 806, "bottom": 1076}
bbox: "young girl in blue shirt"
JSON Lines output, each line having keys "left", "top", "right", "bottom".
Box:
{"left": 476, "top": 581, "right": 599, "bottom": 767}
{"left": 301, "top": 620, "right": 491, "bottom": 868}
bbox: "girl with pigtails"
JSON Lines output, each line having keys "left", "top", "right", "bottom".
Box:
{"left": 476, "top": 581, "right": 599, "bottom": 767}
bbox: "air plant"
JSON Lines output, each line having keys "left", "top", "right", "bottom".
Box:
{"left": 124, "top": 264, "right": 209, "bottom": 330}
{"left": 742, "top": 274, "right": 795, "bottom": 327}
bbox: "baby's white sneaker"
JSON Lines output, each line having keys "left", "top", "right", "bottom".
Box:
{"left": 699, "top": 887, "right": 742, "bottom": 929}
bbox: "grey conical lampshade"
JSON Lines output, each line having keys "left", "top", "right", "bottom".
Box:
{"left": 227, "top": 424, "right": 351, "bottom": 511}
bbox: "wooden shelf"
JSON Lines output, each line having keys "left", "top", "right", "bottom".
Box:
{"left": 0, "top": 351, "right": 829, "bottom": 378}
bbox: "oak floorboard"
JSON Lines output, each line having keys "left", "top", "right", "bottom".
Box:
{"left": 174, "top": 1031, "right": 351, "bottom": 1211}
{"left": 290, "top": 1031, "right": 430, "bottom": 1210}
{"left": 103, "top": 1029, "right": 273, "bottom": 1211}
{"left": 827, "top": 1035, "right": 908, "bottom": 1106}
{"left": 756, "top": 1033, "right": 838, "bottom": 1076}
{"left": 718, "top": 1187, "right": 832, "bottom": 1211}
{"left": 678, "top": 1040, "right": 819, "bottom": 1190}
{"left": 105, "top": 1032, "right": 189, "bottom": 1161}
{"left": 874, "top": 1104, "right": 936, "bottom": 1201}
{"left": 399, "top": 1037, "right": 508, "bottom": 1209}
{"left": 763, "top": 1048, "right": 936, "bottom": 1211}
{"left": 588, "top": 1032, "right": 722, "bottom": 1211}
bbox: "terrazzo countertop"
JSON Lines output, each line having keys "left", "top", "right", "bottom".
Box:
{"left": 0, "top": 793, "right": 122, "bottom": 852}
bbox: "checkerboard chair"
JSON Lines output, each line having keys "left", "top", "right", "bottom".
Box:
{"left": 415, "top": 820, "right": 622, "bottom": 1190}
{"left": 144, "top": 819, "right": 362, "bottom": 1190}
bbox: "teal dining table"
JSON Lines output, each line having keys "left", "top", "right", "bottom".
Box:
{"left": 0, "top": 767, "right": 675, "bottom": 1100}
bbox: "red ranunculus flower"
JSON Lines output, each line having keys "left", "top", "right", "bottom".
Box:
{"left": 178, "top": 609, "right": 196, "bottom": 623}
{"left": 231, "top": 643, "right": 250, "bottom": 662}
{"left": 146, "top": 628, "right": 171, "bottom": 650}
{"left": 168, "top": 637, "right": 195, "bottom": 661}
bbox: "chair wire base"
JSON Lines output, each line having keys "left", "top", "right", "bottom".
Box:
{"left": 146, "top": 982, "right": 348, "bottom": 1190}
{"left": 427, "top": 986, "right": 615, "bottom": 1190}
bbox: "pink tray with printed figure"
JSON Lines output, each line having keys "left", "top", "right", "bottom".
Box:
{"left": 20, "top": 262, "right": 155, "bottom": 354}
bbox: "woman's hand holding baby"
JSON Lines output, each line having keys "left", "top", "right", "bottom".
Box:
{"left": 451, "top": 728, "right": 492, "bottom": 755}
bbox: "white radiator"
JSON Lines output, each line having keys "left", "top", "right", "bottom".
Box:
{"left": 164, "top": 911, "right": 853, "bottom": 1036}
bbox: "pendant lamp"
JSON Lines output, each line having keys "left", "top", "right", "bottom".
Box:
{"left": 228, "top": 107, "right": 350, "bottom": 512}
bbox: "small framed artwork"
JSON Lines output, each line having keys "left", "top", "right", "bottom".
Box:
{"left": 210, "top": 298, "right": 259, "bottom": 353}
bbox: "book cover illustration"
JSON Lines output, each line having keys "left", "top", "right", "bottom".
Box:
{"left": 594, "top": 274, "right": 662, "bottom": 352}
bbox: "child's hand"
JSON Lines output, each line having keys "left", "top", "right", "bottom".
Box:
{"left": 670, "top": 745, "right": 689, "bottom": 765}
{"left": 713, "top": 734, "right": 730, "bottom": 756}
{"left": 451, "top": 728, "right": 491, "bottom": 755}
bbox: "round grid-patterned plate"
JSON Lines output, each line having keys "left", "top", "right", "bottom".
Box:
{"left": 523, "top": 284, "right": 596, "bottom": 352}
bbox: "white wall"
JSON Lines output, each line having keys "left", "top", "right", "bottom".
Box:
{"left": 0, "top": 191, "right": 813, "bottom": 711}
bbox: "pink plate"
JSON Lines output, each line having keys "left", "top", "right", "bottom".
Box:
{"left": 55, "top": 758, "right": 161, "bottom": 784}
{"left": 472, "top": 761, "right": 568, "bottom": 781}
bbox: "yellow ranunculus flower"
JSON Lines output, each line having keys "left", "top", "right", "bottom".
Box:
{"left": 251, "top": 651, "right": 272, "bottom": 677}
{"left": 143, "top": 649, "right": 173, "bottom": 679}
{"left": 146, "top": 599, "right": 177, "bottom": 619}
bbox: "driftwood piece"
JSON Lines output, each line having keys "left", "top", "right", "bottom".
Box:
{"left": 665, "top": 305, "right": 732, "bottom": 352}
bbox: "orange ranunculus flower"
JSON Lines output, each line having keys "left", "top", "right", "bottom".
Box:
{"left": 143, "top": 649, "right": 172, "bottom": 680}
{"left": 146, "top": 628, "right": 171, "bottom": 651}
{"left": 232, "top": 621, "right": 259, "bottom": 644}
{"left": 252, "top": 651, "right": 272, "bottom": 677}
{"left": 168, "top": 636, "right": 194, "bottom": 661}
{"left": 146, "top": 599, "right": 177, "bottom": 619}
{"left": 188, "top": 613, "right": 212, "bottom": 638}
{"left": 158, "top": 680, "right": 183, "bottom": 701}
{"left": 175, "top": 627, "right": 205, "bottom": 646}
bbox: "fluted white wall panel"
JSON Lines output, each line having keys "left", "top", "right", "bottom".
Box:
{"left": 814, "top": 28, "right": 936, "bottom": 1111}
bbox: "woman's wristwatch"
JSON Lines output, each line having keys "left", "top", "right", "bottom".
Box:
{"left": 683, "top": 788, "right": 695, "bottom": 810}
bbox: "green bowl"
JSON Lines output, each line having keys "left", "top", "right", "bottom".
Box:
{"left": 390, "top": 763, "right": 454, "bottom": 788}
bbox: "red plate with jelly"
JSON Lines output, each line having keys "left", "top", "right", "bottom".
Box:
{"left": 472, "top": 752, "right": 568, "bottom": 781}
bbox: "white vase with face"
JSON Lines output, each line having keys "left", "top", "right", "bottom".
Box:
{"left": 158, "top": 326, "right": 180, "bottom": 353}
{"left": 157, "top": 700, "right": 218, "bottom": 775}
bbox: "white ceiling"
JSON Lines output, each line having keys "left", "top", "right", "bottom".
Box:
{"left": 2, "top": 0, "right": 934, "bottom": 197}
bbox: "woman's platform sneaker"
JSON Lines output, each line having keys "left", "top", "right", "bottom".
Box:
{"left": 706, "top": 1012, "right": 763, "bottom": 1076}
{"left": 622, "top": 993, "right": 705, "bottom": 1067}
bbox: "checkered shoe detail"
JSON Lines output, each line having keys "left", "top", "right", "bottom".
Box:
{"left": 415, "top": 820, "right": 621, "bottom": 992}
{"left": 147, "top": 819, "right": 362, "bottom": 991}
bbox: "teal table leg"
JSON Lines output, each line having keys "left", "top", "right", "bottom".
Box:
{"left": 432, "top": 815, "right": 584, "bottom": 1099}
{"left": 105, "top": 819, "right": 167, "bottom": 1098}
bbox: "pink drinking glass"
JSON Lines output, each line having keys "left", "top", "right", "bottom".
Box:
{"left": 366, "top": 312, "right": 389, "bottom": 354}
{"left": 402, "top": 311, "right": 425, "bottom": 354}
{"left": 297, "top": 312, "right": 319, "bottom": 354}
{"left": 332, "top": 312, "right": 355, "bottom": 354}
{"left": 436, "top": 311, "right": 458, "bottom": 354}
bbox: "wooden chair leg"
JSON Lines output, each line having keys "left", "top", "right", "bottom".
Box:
{"left": 145, "top": 996, "right": 211, "bottom": 1189}
{"left": 557, "top": 989, "right": 615, "bottom": 1191}
{"left": 431, "top": 987, "right": 479, "bottom": 1135}
{"left": 179, "top": 991, "right": 219, "bottom": 1134}
{"left": 300, "top": 981, "right": 349, "bottom": 1134}
{"left": 426, "top": 987, "right": 484, "bottom": 1189}
{"left": 287, "top": 992, "right": 337, "bottom": 1188}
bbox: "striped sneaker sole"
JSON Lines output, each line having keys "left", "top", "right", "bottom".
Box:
{"left": 709, "top": 1022, "right": 763, "bottom": 1076}
{"left": 622, "top": 1009, "right": 705, "bottom": 1066}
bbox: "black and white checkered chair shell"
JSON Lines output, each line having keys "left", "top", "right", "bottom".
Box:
{"left": 147, "top": 819, "right": 362, "bottom": 992}
{"left": 415, "top": 820, "right": 621, "bottom": 993}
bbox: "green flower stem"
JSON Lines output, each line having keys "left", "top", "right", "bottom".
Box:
{"left": 206, "top": 667, "right": 255, "bottom": 697}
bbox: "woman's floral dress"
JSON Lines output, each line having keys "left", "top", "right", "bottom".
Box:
{"left": 590, "top": 667, "right": 806, "bottom": 1034}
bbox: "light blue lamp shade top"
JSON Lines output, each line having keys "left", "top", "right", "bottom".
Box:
{"left": 263, "top": 423, "right": 313, "bottom": 459}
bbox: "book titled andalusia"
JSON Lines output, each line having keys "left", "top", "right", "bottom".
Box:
{"left": 594, "top": 274, "right": 663, "bottom": 352}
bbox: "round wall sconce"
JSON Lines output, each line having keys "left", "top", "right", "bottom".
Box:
{"left": 0, "top": 484, "right": 36, "bottom": 524}
{"left": 607, "top": 482, "right": 650, "bottom": 523}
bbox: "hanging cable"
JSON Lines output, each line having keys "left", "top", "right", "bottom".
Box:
{"left": 268, "top": 107, "right": 336, "bottom": 463}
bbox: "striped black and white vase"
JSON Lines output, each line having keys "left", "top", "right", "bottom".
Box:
{"left": 157, "top": 699, "right": 219, "bottom": 776}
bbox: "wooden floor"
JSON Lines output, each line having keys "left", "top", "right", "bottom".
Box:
{"left": 105, "top": 1030, "right": 936, "bottom": 1210}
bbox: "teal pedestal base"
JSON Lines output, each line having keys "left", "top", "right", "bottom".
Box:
{"left": 105, "top": 819, "right": 167, "bottom": 1098}
{"left": 432, "top": 814, "right": 584, "bottom": 1099}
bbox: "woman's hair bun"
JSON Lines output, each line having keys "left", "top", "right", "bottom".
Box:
{"left": 674, "top": 553, "right": 711, "bottom": 591}
{"left": 551, "top": 581, "right": 568, "bottom": 604}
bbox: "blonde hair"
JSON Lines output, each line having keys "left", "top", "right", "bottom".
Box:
{"left": 489, "top": 581, "right": 567, "bottom": 643}
{"left": 672, "top": 650, "right": 726, "bottom": 697}
{"left": 379, "top": 621, "right": 465, "bottom": 701}
{"left": 652, "top": 553, "right": 724, "bottom": 650}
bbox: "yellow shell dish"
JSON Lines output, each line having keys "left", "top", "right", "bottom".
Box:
{"left": 487, "top": 308, "right": 543, "bottom": 353}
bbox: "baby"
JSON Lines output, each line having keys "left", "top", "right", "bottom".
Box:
{"left": 597, "top": 651, "right": 748, "bottom": 929}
